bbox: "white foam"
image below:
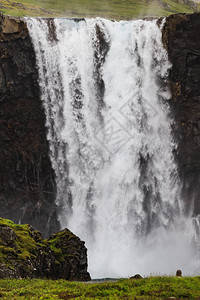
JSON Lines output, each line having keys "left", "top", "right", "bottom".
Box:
{"left": 27, "top": 17, "right": 200, "bottom": 278}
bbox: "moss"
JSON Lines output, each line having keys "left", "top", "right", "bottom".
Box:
{"left": 0, "top": 218, "right": 14, "bottom": 226}
{"left": 0, "top": 218, "right": 62, "bottom": 265}
{"left": 0, "top": 218, "right": 90, "bottom": 280}
{"left": 0, "top": 218, "right": 41, "bottom": 270}
{"left": 50, "top": 246, "right": 62, "bottom": 258}
{"left": 48, "top": 231, "right": 73, "bottom": 248}
{"left": 54, "top": 260, "right": 61, "bottom": 267}
{"left": 0, "top": 246, "right": 16, "bottom": 255}
{"left": 17, "top": 251, "right": 36, "bottom": 261}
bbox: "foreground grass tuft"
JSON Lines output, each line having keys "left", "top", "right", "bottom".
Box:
{"left": 0, "top": 276, "right": 200, "bottom": 299}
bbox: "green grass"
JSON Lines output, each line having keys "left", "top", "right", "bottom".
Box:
{"left": 0, "top": 0, "right": 199, "bottom": 19}
{"left": 0, "top": 220, "right": 200, "bottom": 298}
{"left": 0, "top": 277, "right": 200, "bottom": 299}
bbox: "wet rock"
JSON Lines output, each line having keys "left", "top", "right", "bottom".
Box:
{"left": 163, "top": 12, "right": 200, "bottom": 215}
{"left": 176, "top": 270, "right": 182, "bottom": 277}
{"left": 0, "top": 225, "right": 16, "bottom": 246}
{"left": 48, "top": 229, "right": 91, "bottom": 281}
{"left": 0, "top": 13, "right": 59, "bottom": 237}
{"left": 0, "top": 218, "right": 91, "bottom": 281}
{"left": 130, "top": 274, "right": 143, "bottom": 279}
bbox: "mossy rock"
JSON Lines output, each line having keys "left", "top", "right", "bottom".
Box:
{"left": 0, "top": 218, "right": 90, "bottom": 281}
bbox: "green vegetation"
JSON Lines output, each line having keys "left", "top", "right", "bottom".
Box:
{"left": 0, "top": 0, "right": 199, "bottom": 19}
{"left": 0, "top": 218, "right": 42, "bottom": 265}
{"left": 0, "top": 276, "right": 199, "bottom": 299}
{"left": 0, "top": 219, "right": 200, "bottom": 298}
{"left": 0, "top": 218, "right": 89, "bottom": 280}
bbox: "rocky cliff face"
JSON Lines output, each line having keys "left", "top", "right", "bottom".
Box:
{"left": 163, "top": 12, "right": 200, "bottom": 215}
{"left": 0, "top": 14, "right": 59, "bottom": 237}
{"left": 0, "top": 218, "right": 90, "bottom": 280}
{"left": 0, "top": 12, "right": 200, "bottom": 238}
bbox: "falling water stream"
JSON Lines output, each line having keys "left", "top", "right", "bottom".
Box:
{"left": 27, "top": 17, "right": 200, "bottom": 278}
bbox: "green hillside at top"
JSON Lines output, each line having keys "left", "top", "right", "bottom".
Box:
{"left": 0, "top": 0, "right": 199, "bottom": 20}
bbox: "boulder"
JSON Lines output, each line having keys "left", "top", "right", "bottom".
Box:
{"left": 130, "top": 274, "right": 143, "bottom": 279}
{"left": 176, "top": 270, "right": 182, "bottom": 277}
{"left": 0, "top": 218, "right": 91, "bottom": 281}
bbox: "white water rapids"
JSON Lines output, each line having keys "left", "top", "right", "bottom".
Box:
{"left": 27, "top": 17, "right": 200, "bottom": 278}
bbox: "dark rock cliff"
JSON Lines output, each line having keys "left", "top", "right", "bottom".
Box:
{"left": 0, "top": 218, "right": 90, "bottom": 280}
{"left": 0, "top": 12, "right": 200, "bottom": 237}
{"left": 163, "top": 12, "right": 200, "bottom": 215}
{"left": 0, "top": 14, "right": 59, "bottom": 237}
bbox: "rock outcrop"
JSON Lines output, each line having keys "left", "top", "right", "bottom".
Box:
{"left": 0, "top": 217, "right": 91, "bottom": 280}
{"left": 163, "top": 12, "right": 200, "bottom": 215}
{"left": 0, "top": 13, "right": 59, "bottom": 237}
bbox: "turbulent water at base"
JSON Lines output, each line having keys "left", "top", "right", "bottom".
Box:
{"left": 27, "top": 17, "right": 200, "bottom": 278}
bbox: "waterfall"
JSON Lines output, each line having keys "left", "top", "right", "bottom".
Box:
{"left": 27, "top": 17, "right": 200, "bottom": 278}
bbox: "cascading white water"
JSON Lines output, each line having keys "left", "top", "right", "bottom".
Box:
{"left": 27, "top": 17, "right": 200, "bottom": 278}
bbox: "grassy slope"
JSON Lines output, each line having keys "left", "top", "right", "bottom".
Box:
{"left": 0, "top": 277, "right": 200, "bottom": 299}
{"left": 0, "top": 0, "right": 199, "bottom": 19}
